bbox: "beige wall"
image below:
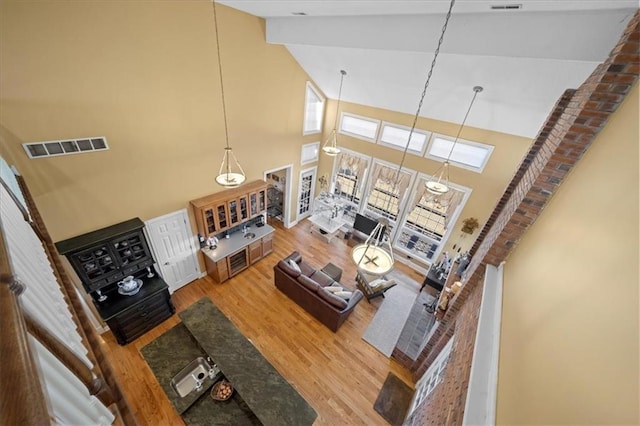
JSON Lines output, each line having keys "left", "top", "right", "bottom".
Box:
{"left": 0, "top": 1, "right": 320, "bottom": 241}
{"left": 317, "top": 99, "right": 532, "bottom": 256}
{"left": 0, "top": 0, "right": 531, "bottom": 261}
{"left": 497, "top": 84, "right": 639, "bottom": 424}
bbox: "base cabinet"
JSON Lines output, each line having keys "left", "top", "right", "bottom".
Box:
{"left": 105, "top": 288, "right": 175, "bottom": 345}
{"left": 204, "top": 232, "right": 274, "bottom": 283}
{"left": 249, "top": 241, "right": 262, "bottom": 265}
{"left": 261, "top": 234, "right": 273, "bottom": 257}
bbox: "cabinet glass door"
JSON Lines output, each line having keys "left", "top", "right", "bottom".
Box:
{"left": 216, "top": 203, "right": 228, "bottom": 230}
{"left": 228, "top": 199, "right": 239, "bottom": 225}
{"left": 249, "top": 192, "right": 258, "bottom": 217}
{"left": 239, "top": 195, "right": 248, "bottom": 221}
{"left": 258, "top": 189, "right": 266, "bottom": 213}
{"left": 204, "top": 207, "right": 216, "bottom": 234}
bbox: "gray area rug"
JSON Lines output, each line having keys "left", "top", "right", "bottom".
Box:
{"left": 362, "top": 271, "right": 419, "bottom": 357}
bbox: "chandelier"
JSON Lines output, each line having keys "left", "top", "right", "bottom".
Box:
{"left": 351, "top": 0, "right": 457, "bottom": 276}
{"left": 322, "top": 70, "right": 347, "bottom": 156}
{"left": 425, "top": 86, "right": 483, "bottom": 196}
{"left": 212, "top": 0, "right": 246, "bottom": 187}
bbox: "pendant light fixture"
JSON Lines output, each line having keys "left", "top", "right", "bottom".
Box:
{"left": 322, "top": 69, "right": 347, "bottom": 156}
{"left": 351, "top": 0, "right": 457, "bottom": 277}
{"left": 212, "top": 0, "right": 246, "bottom": 187}
{"left": 425, "top": 86, "right": 483, "bottom": 196}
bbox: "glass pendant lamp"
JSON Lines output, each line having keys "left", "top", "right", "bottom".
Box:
{"left": 322, "top": 70, "right": 347, "bottom": 156}
{"left": 351, "top": 0, "right": 458, "bottom": 276}
{"left": 212, "top": 0, "right": 246, "bottom": 187}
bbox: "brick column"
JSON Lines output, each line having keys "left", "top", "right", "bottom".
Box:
{"left": 403, "top": 8, "right": 639, "bottom": 424}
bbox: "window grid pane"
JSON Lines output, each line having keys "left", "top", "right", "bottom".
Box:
{"left": 366, "top": 180, "right": 399, "bottom": 221}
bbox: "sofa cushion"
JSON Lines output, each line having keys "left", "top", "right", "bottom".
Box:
{"left": 278, "top": 260, "right": 301, "bottom": 278}
{"left": 325, "top": 285, "right": 343, "bottom": 293}
{"left": 317, "top": 288, "right": 348, "bottom": 309}
{"left": 309, "top": 270, "right": 335, "bottom": 287}
{"left": 297, "top": 275, "right": 320, "bottom": 292}
{"left": 334, "top": 291, "right": 353, "bottom": 300}
{"left": 298, "top": 261, "right": 316, "bottom": 277}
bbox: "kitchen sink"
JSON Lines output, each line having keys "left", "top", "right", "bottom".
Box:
{"left": 170, "top": 357, "right": 218, "bottom": 398}
{"left": 244, "top": 232, "right": 256, "bottom": 239}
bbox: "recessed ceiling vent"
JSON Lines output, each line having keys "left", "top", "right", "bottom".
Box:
{"left": 23, "top": 137, "right": 109, "bottom": 159}
{"left": 490, "top": 4, "right": 523, "bottom": 10}
{"left": 291, "top": 12, "right": 307, "bottom": 16}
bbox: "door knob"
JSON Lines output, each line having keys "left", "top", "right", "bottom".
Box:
{"left": 164, "top": 262, "right": 170, "bottom": 266}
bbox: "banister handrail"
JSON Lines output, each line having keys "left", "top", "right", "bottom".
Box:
{"left": 0, "top": 228, "right": 50, "bottom": 425}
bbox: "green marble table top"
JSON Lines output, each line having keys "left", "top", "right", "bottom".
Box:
{"left": 179, "top": 297, "right": 317, "bottom": 426}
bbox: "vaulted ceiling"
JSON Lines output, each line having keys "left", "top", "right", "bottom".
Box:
{"left": 219, "top": 1, "right": 636, "bottom": 138}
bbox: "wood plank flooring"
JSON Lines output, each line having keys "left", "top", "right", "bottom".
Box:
{"left": 98, "top": 218, "right": 424, "bottom": 425}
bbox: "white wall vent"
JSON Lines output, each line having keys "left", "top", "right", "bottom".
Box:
{"left": 490, "top": 4, "right": 522, "bottom": 10}
{"left": 23, "top": 137, "right": 109, "bottom": 159}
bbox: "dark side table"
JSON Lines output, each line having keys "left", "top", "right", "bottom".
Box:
{"left": 321, "top": 262, "right": 343, "bottom": 282}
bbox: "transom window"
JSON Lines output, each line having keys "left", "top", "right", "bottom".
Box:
{"left": 303, "top": 82, "right": 324, "bottom": 135}
{"left": 339, "top": 113, "right": 380, "bottom": 142}
{"left": 378, "top": 123, "right": 430, "bottom": 155}
{"left": 426, "top": 135, "right": 494, "bottom": 172}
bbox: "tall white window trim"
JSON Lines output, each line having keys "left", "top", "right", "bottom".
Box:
{"left": 426, "top": 135, "right": 494, "bottom": 173}
{"left": 378, "top": 122, "right": 431, "bottom": 156}
{"left": 303, "top": 82, "right": 325, "bottom": 135}
{"left": 339, "top": 112, "right": 380, "bottom": 142}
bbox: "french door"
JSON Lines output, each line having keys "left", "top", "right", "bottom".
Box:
{"left": 297, "top": 166, "right": 317, "bottom": 220}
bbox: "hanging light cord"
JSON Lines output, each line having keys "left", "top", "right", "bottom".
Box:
{"left": 385, "top": 0, "right": 456, "bottom": 214}
{"left": 444, "top": 86, "right": 481, "bottom": 160}
{"left": 212, "top": 0, "right": 230, "bottom": 155}
{"left": 333, "top": 70, "right": 346, "bottom": 131}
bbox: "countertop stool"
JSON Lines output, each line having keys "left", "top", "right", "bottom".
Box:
{"left": 320, "top": 262, "right": 343, "bottom": 282}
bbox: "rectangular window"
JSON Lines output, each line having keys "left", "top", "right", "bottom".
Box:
{"left": 395, "top": 175, "right": 469, "bottom": 262}
{"left": 303, "top": 82, "right": 324, "bottom": 135}
{"left": 363, "top": 161, "right": 414, "bottom": 222}
{"left": 339, "top": 113, "right": 380, "bottom": 142}
{"left": 300, "top": 142, "right": 320, "bottom": 165}
{"left": 378, "top": 123, "right": 430, "bottom": 155}
{"left": 332, "top": 150, "right": 370, "bottom": 222}
{"left": 426, "top": 135, "right": 494, "bottom": 172}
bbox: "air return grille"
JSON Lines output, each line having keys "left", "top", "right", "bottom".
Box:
{"left": 490, "top": 4, "right": 522, "bottom": 10}
{"left": 23, "top": 137, "right": 109, "bottom": 159}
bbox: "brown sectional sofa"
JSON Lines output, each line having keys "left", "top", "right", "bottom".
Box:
{"left": 273, "top": 251, "right": 363, "bottom": 332}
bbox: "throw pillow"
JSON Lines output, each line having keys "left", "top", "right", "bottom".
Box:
{"left": 325, "top": 285, "right": 343, "bottom": 293}
{"left": 287, "top": 259, "right": 302, "bottom": 273}
{"left": 372, "top": 279, "right": 396, "bottom": 292}
{"left": 334, "top": 291, "right": 353, "bottom": 300}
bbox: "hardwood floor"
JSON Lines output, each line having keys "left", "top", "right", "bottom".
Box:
{"left": 99, "top": 218, "right": 423, "bottom": 425}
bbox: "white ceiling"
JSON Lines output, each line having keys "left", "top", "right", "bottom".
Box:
{"left": 219, "top": 1, "right": 637, "bottom": 138}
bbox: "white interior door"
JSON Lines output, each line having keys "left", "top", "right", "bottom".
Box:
{"left": 145, "top": 209, "right": 199, "bottom": 293}
{"left": 297, "top": 166, "right": 317, "bottom": 220}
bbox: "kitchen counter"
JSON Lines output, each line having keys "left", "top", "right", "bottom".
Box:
{"left": 201, "top": 224, "right": 275, "bottom": 263}
{"left": 180, "top": 298, "right": 317, "bottom": 426}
